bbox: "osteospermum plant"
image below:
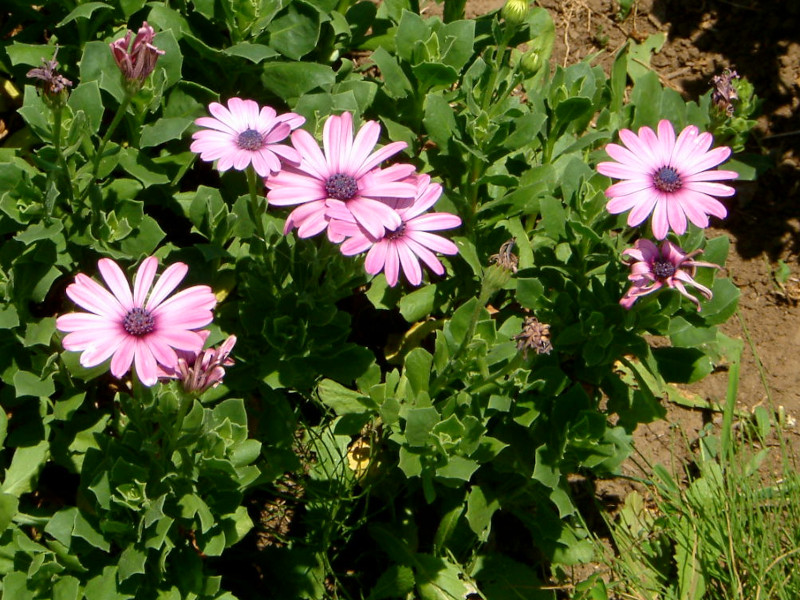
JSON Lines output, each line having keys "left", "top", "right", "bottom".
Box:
{"left": 0, "top": 3, "right": 757, "bottom": 600}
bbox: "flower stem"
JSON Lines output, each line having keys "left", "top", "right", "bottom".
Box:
{"left": 85, "top": 94, "right": 132, "bottom": 197}
{"left": 51, "top": 106, "right": 74, "bottom": 210}
{"left": 247, "top": 165, "right": 266, "bottom": 240}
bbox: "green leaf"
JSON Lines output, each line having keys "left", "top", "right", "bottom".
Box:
{"left": 317, "top": 379, "right": 373, "bottom": 415}
{"left": 118, "top": 545, "right": 147, "bottom": 581}
{"left": 13, "top": 370, "right": 55, "bottom": 398}
{"left": 260, "top": 62, "right": 335, "bottom": 100}
{"left": 6, "top": 43, "right": 56, "bottom": 67}
{"left": 436, "top": 456, "right": 479, "bottom": 482}
{"left": 405, "top": 407, "right": 440, "bottom": 447}
{"left": 398, "top": 284, "right": 437, "bottom": 322}
{"left": 68, "top": 81, "right": 104, "bottom": 131}
{"left": 415, "top": 554, "right": 470, "bottom": 600}
{"left": 700, "top": 278, "right": 740, "bottom": 325}
{"left": 370, "top": 47, "right": 412, "bottom": 99}
{"left": 473, "top": 554, "right": 554, "bottom": 600}
{"left": 57, "top": 2, "right": 112, "bottom": 26}
{"left": 119, "top": 215, "right": 166, "bottom": 257}
{"left": 368, "top": 565, "right": 415, "bottom": 600}
{"left": 140, "top": 117, "right": 193, "bottom": 148}
{"left": 539, "top": 195, "right": 566, "bottom": 239}
{"left": 0, "top": 492, "right": 19, "bottom": 533}
{"left": 2, "top": 441, "right": 49, "bottom": 496}
{"left": 223, "top": 42, "right": 279, "bottom": 63}
{"left": 268, "top": 2, "right": 320, "bottom": 60}
{"left": 653, "top": 347, "right": 713, "bottom": 384}
{"left": 404, "top": 348, "right": 433, "bottom": 396}
{"left": 423, "top": 93, "right": 457, "bottom": 148}
{"left": 395, "top": 11, "right": 429, "bottom": 62}
{"left": 466, "top": 486, "right": 499, "bottom": 541}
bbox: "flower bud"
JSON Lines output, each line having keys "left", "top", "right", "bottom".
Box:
{"left": 519, "top": 48, "right": 542, "bottom": 77}
{"left": 109, "top": 22, "right": 165, "bottom": 92}
{"left": 501, "top": 0, "right": 529, "bottom": 28}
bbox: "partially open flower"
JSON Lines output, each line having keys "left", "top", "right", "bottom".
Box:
{"left": 620, "top": 239, "right": 720, "bottom": 310}
{"left": 109, "top": 22, "right": 165, "bottom": 88}
{"left": 162, "top": 334, "right": 237, "bottom": 394}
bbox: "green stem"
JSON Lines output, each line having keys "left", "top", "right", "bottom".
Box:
{"left": 165, "top": 391, "right": 195, "bottom": 462}
{"left": 85, "top": 94, "right": 132, "bottom": 195}
{"left": 247, "top": 165, "right": 266, "bottom": 240}
{"left": 430, "top": 279, "right": 496, "bottom": 395}
{"left": 51, "top": 106, "right": 75, "bottom": 209}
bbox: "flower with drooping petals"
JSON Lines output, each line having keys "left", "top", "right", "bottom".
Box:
{"left": 27, "top": 47, "right": 72, "bottom": 102}
{"left": 191, "top": 98, "right": 305, "bottom": 178}
{"left": 328, "top": 174, "right": 461, "bottom": 286}
{"left": 619, "top": 239, "right": 720, "bottom": 310}
{"left": 266, "top": 112, "right": 417, "bottom": 240}
{"left": 160, "top": 332, "right": 236, "bottom": 394}
{"left": 56, "top": 257, "right": 217, "bottom": 386}
{"left": 109, "top": 22, "right": 165, "bottom": 87}
{"left": 597, "top": 120, "right": 738, "bottom": 240}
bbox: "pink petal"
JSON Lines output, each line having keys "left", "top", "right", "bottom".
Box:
{"left": 364, "top": 242, "right": 389, "bottom": 277}
{"left": 109, "top": 336, "right": 136, "bottom": 377}
{"left": 145, "top": 262, "right": 188, "bottom": 311}
{"left": 348, "top": 198, "right": 402, "bottom": 239}
{"left": 649, "top": 200, "right": 670, "bottom": 240}
{"left": 291, "top": 129, "right": 330, "bottom": 181}
{"left": 324, "top": 112, "right": 353, "bottom": 174}
{"left": 133, "top": 257, "right": 159, "bottom": 307}
{"left": 403, "top": 238, "right": 446, "bottom": 275}
{"left": 406, "top": 230, "right": 459, "bottom": 255}
{"left": 656, "top": 120, "right": 676, "bottom": 167}
{"left": 409, "top": 213, "right": 461, "bottom": 232}
{"left": 665, "top": 196, "right": 688, "bottom": 235}
{"left": 354, "top": 142, "right": 409, "bottom": 178}
{"left": 133, "top": 339, "right": 159, "bottom": 386}
{"left": 98, "top": 258, "right": 134, "bottom": 310}
{"left": 56, "top": 312, "right": 113, "bottom": 332}
{"left": 66, "top": 275, "right": 126, "bottom": 319}
{"left": 397, "top": 243, "right": 422, "bottom": 285}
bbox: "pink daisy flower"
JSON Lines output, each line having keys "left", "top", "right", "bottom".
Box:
{"left": 328, "top": 174, "right": 461, "bottom": 286}
{"left": 56, "top": 257, "right": 217, "bottom": 386}
{"left": 620, "top": 239, "right": 720, "bottom": 311}
{"left": 266, "top": 112, "right": 417, "bottom": 240}
{"left": 597, "top": 120, "right": 738, "bottom": 240}
{"left": 191, "top": 98, "right": 305, "bottom": 178}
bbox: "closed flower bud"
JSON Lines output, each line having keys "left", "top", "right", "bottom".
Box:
{"left": 501, "top": 0, "right": 529, "bottom": 27}
{"left": 520, "top": 48, "right": 542, "bottom": 76}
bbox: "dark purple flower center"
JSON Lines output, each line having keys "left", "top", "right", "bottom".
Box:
{"left": 325, "top": 173, "right": 358, "bottom": 201}
{"left": 237, "top": 128, "right": 264, "bottom": 151}
{"left": 652, "top": 259, "right": 676, "bottom": 279}
{"left": 123, "top": 307, "right": 155, "bottom": 336}
{"left": 653, "top": 166, "right": 682, "bottom": 193}
{"left": 384, "top": 223, "right": 407, "bottom": 240}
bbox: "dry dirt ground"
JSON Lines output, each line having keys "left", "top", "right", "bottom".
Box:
{"left": 434, "top": 0, "right": 800, "bottom": 473}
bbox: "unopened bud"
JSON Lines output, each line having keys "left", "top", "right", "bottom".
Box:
{"left": 520, "top": 48, "right": 542, "bottom": 77}
{"left": 501, "top": 0, "right": 529, "bottom": 27}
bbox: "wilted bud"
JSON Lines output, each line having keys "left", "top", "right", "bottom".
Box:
{"left": 489, "top": 238, "right": 519, "bottom": 273}
{"left": 26, "top": 48, "right": 72, "bottom": 108}
{"left": 109, "top": 22, "right": 165, "bottom": 91}
{"left": 501, "top": 0, "right": 529, "bottom": 27}
{"left": 514, "top": 316, "right": 552, "bottom": 358}
{"left": 519, "top": 48, "right": 542, "bottom": 77}
{"left": 710, "top": 68, "right": 739, "bottom": 117}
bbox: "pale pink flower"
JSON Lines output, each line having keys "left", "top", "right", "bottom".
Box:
{"left": 620, "top": 239, "right": 720, "bottom": 311}
{"left": 160, "top": 333, "right": 236, "bottom": 394}
{"left": 328, "top": 174, "right": 461, "bottom": 286}
{"left": 109, "top": 22, "right": 165, "bottom": 84}
{"left": 191, "top": 98, "right": 305, "bottom": 178}
{"left": 597, "top": 120, "right": 738, "bottom": 240}
{"left": 56, "top": 257, "right": 217, "bottom": 386}
{"left": 266, "top": 112, "right": 417, "bottom": 240}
